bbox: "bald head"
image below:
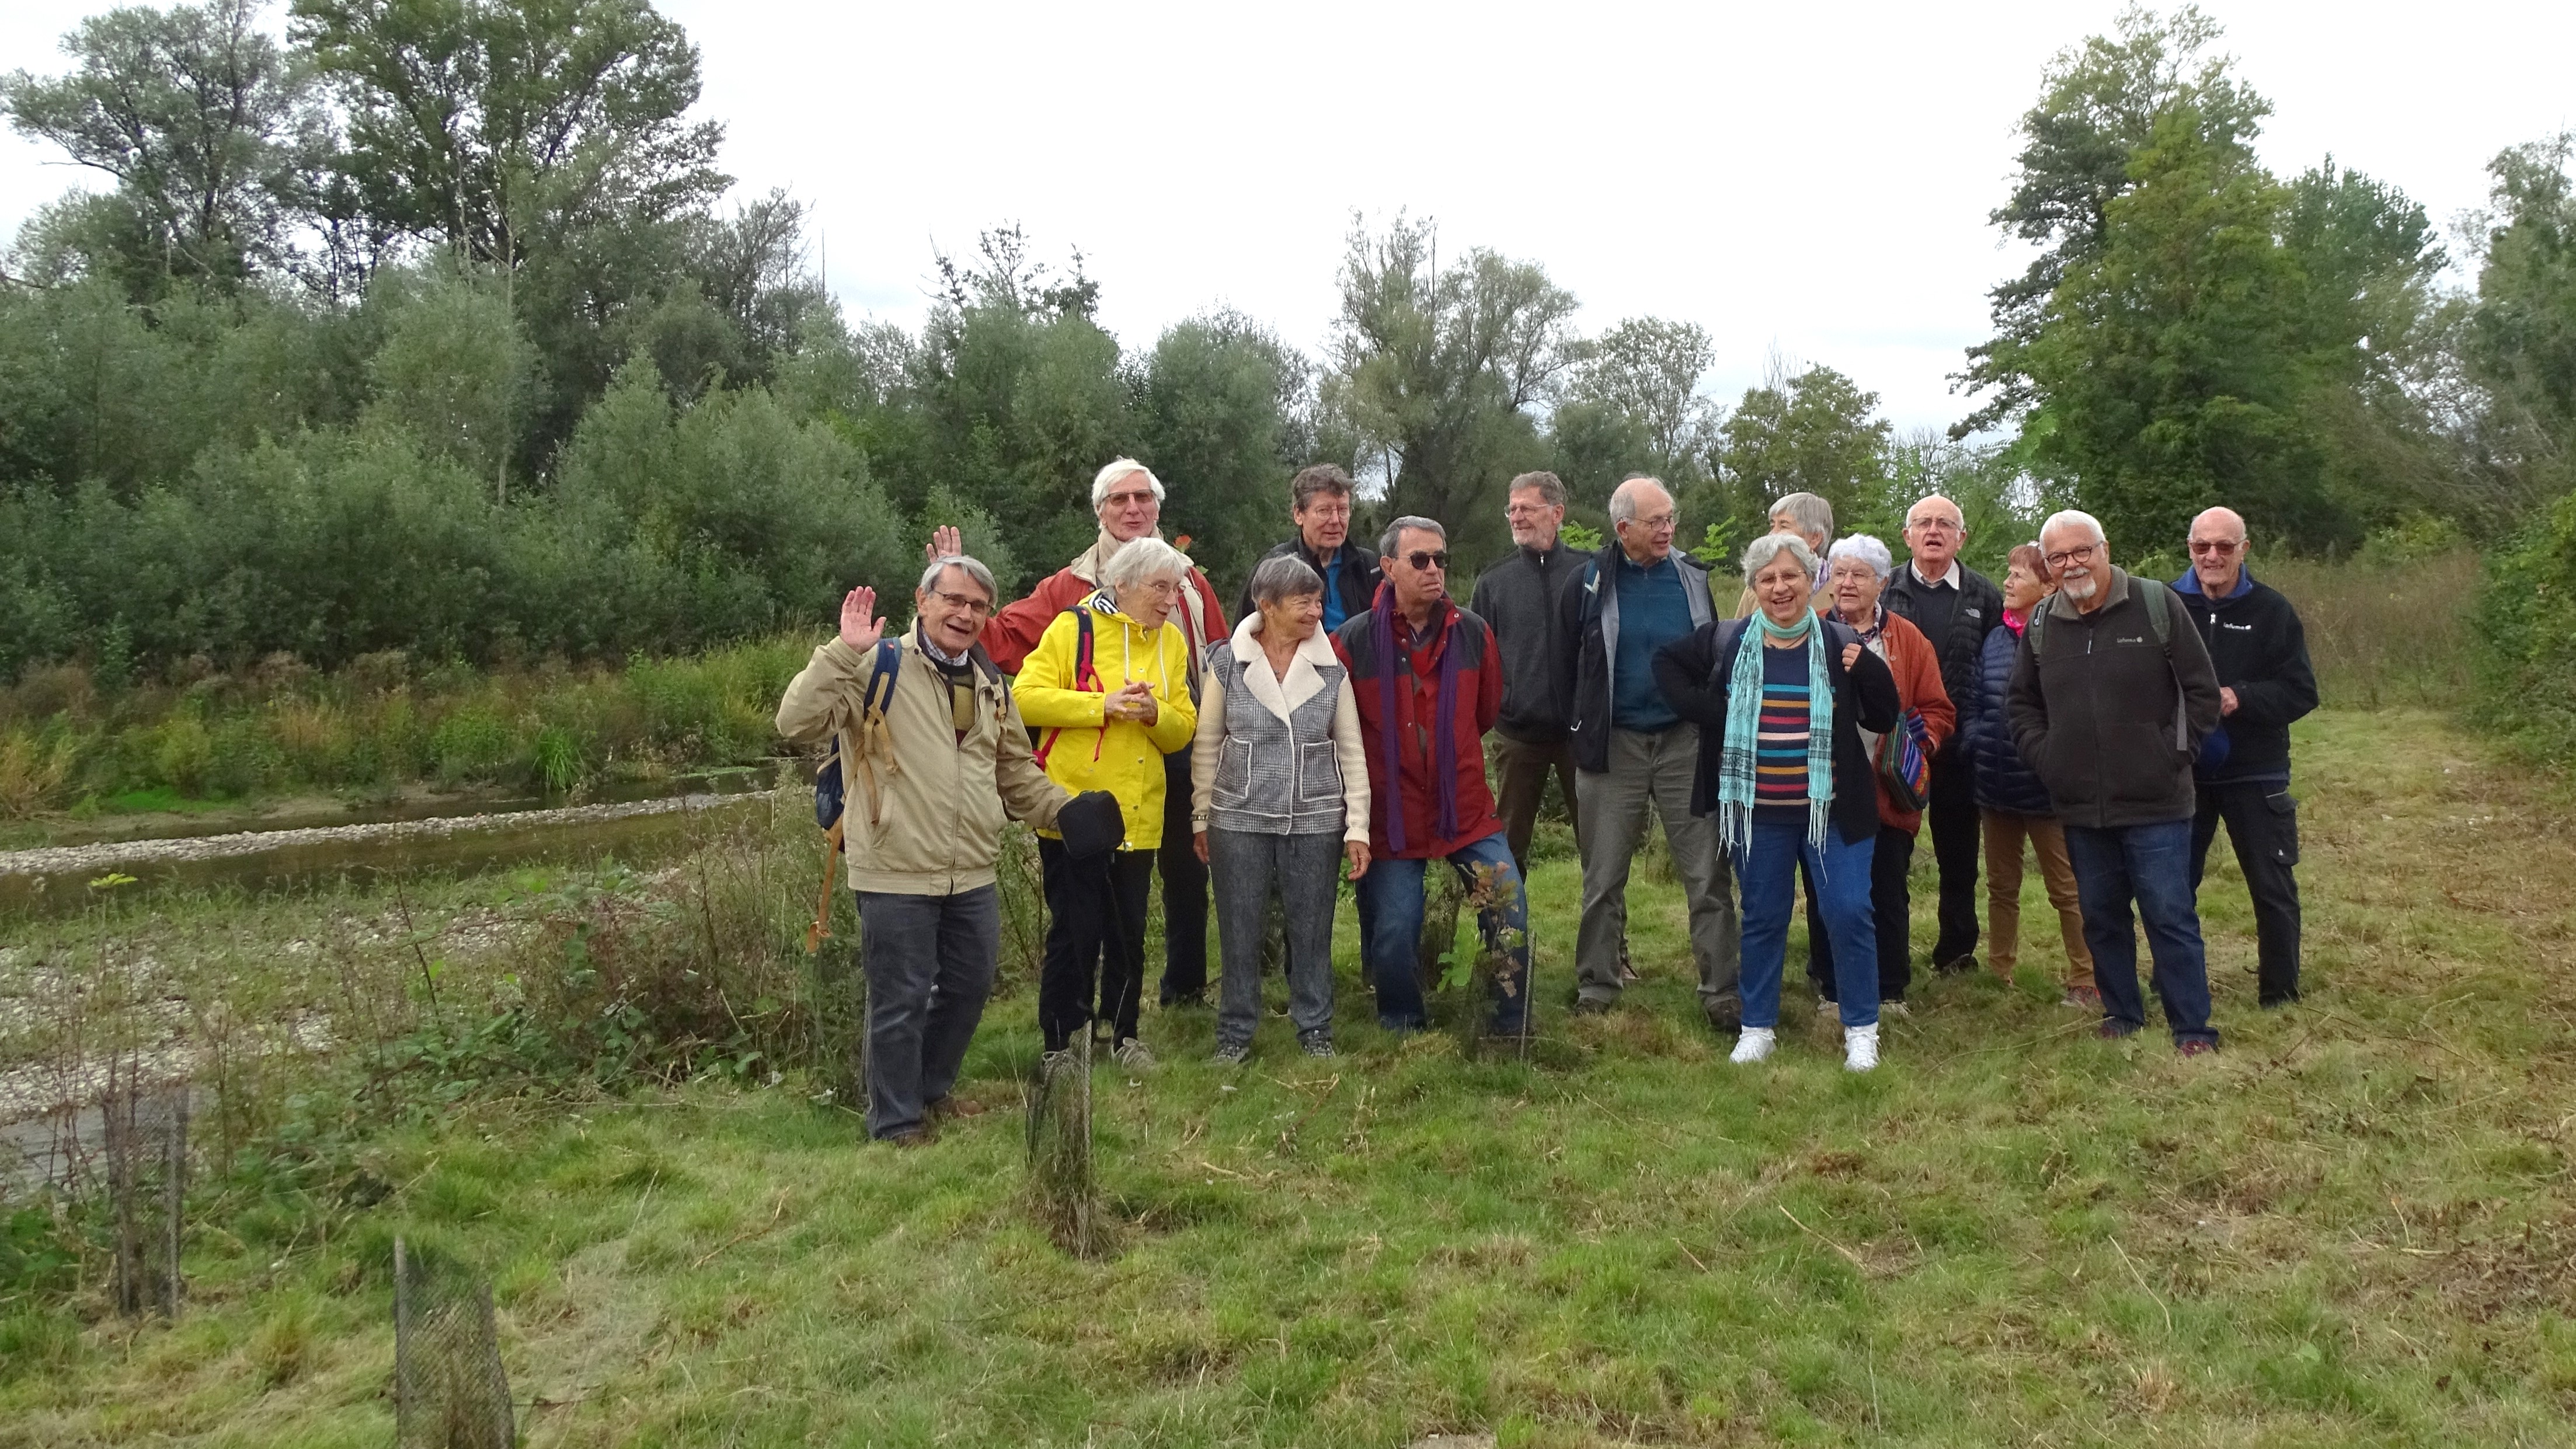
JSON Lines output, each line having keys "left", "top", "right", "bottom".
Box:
{"left": 1902, "top": 493, "right": 1966, "bottom": 580}
{"left": 2188, "top": 506, "right": 2249, "bottom": 595}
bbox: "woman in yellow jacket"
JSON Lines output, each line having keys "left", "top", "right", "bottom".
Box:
{"left": 1014, "top": 535, "right": 1199, "bottom": 1068}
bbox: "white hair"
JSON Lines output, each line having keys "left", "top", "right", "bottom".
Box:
{"left": 1742, "top": 532, "right": 1818, "bottom": 579}
{"left": 1770, "top": 491, "right": 1834, "bottom": 544}
{"left": 1827, "top": 534, "right": 1894, "bottom": 579}
{"left": 2039, "top": 509, "right": 2108, "bottom": 546}
{"left": 1098, "top": 534, "right": 1189, "bottom": 591}
{"left": 1609, "top": 475, "right": 1670, "bottom": 525}
{"left": 917, "top": 554, "right": 998, "bottom": 601}
{"left": 1091, "top": 458, "right": 1165, "bottom": 508}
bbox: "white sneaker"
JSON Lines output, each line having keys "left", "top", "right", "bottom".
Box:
{"left": 1729, "top": 1027, "right": 1777, "bottom": 1064}
{"left": 1844, "top": 1023, "right": 1881, "bottom": 1072}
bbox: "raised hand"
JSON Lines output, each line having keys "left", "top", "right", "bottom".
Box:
{"left": 924, "top": 525, "right": 963, "bottom": 561}
{"left": 839, "top": 586, "right": 884, "bottom": 652}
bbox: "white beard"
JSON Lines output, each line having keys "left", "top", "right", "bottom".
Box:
{"left": 2059, "top": 572, "right": 2098, "bottom": 601}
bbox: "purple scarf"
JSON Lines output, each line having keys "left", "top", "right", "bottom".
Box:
{"left": 1370, "top": 586, "right": 1463, "bottom": 854}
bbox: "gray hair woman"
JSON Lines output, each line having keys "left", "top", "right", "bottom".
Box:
{"left": 1190, "top": 552, "right": 1371, "bottom": 1063}
{"left": 1652, "top": 531, "right": 1902, "bottom": 1071}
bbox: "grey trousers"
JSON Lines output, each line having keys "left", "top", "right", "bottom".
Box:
{"left": 857, "top": 886, "right": 1001, "bottom": 1141}
{"left": 1210, "top": 828, "right": 1342, "bottom": 1048}
{"left": 1575, "top": 725, "right": 1740, "bottom": 1012}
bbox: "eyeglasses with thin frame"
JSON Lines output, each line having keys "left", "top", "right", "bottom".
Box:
{"left": 1909, "top": 516, "right": 1964, "bottom": 534}
{"left": 931, "top": 589, "right": 994, "bottom": 616}
{"left": 2042, "top": 542, "right": 2101, "bottom": 570}
{"left": 1405, "top": 549, "right": 1450, "bottom": 572}
{"left": 1627, "top": 513, "right": 1679, "bottom": 533}
{"left": 1100, "top": 488, "right": 1157, "bottom": 510}
{"left": 2188, "top": 538, "right": 2242, "bottom": 556}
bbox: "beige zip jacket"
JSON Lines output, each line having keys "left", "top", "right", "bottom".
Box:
{"left": 775, "top": 627, "right": 1068, "bottom": 895}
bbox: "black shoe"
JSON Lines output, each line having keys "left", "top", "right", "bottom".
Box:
{"left": 1570, "top": 997, "right": 1615, "bottom": 1018}
{"left": 1704, "top": 999, "right": 1743, "bottom": 1034}
{"left": 1933, "top": 955, "right": 1976, "bottom": 976}
{"left": 1160, "top": 989, "right": 1207, "bottom": 1009}
{"left": 2096, "top": 1019, "right": 2142, "bottom": 1040}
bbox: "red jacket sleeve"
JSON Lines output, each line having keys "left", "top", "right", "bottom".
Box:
{"left": 981, "top": 567, "right": 1086, "bottom": 674}
{"left": 1190, "top": 568, "right": 1228, "bottom": 639}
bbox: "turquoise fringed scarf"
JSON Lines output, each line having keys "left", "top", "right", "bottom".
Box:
{"left": 1715, "top": 609, "right": 1836, "bottom": 856}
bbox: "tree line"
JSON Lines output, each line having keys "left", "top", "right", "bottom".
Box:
{"left": 1, "top": 2, "right": 2571, "bottom": 708}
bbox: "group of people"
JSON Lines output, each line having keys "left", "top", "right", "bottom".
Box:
{"left": 776, "top": 457, "right": 2318, "bottom": 1144}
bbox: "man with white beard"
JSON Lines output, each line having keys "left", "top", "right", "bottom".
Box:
{"left": 2006, "top": 510, "right": 2226, "bottom": 1054}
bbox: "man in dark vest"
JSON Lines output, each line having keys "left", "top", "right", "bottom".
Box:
{"left": 1882, "top": 493, "right": 2004, "bottom": 974}
{"left": 1468, "top": 469, "right": 1590, "bottom": 873}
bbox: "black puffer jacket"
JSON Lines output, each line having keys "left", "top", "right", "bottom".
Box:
{"left": 1965, "top": 619, "right": 2051, "bottom": 814}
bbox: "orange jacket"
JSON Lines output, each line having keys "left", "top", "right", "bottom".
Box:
{"left": 1867, "top": 609, "right": 1954, "bottom": 834}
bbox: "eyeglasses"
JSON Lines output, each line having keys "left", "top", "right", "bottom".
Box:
{"left": 931, "top": 590, "right": 994, "bottom": 616}
{"left": 2188, "top": 539, "right": 2242, "bottom": 556}
{"left": 1299, "top": 500, "right": 1352, "bottom": 521}
{"left": 1100, "top": 489, "right": 1157, "bottom": 510}
{"left": 2042, "top": 542, "right": 2100, "bottom": 570}
{"left": 1504, "top": 501, "right": 1558, "bottom": 518}
{"left": 1827, "top": 565, "right": 1881, "bottom": 583}
{"left": 1909, "top": 517, "right": 1964, "bottom": 534}
{"left": 1405, "top": 550, "right": 1450, "bottom": 572}
{"left": 1625, "top": 513, "right": 1678, "bottom": 533}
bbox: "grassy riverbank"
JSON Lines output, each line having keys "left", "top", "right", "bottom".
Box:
{"left": 3, "top": 705, "right": 2570, "bottom": 1445}
{"left": 0, "top": 640, "right": 810, "bottom": 834}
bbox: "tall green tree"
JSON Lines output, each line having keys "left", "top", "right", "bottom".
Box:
{"left": 1131, "top": 309, "right": 1311, "bottom": 593}
{"left": 1548, "top": 315, "right": 1719, "bottom": 519}
{"left": 1, "top": 0, "right": 323, "bottom": 297}
{"left": 1957, "top": 5, "right": 2269, "bottom": 436}
{"left": 2018, "top": 105, "right": 2327, "bottom": 551}
{"left": 1711, "top": 361, "right": 1892, "bottom": 551}
{"left": 2463, "top": 134, "right": 2576, "bottom": 505}
{"left": 1324, "top": 214, "right": 1578, "bottom": 561}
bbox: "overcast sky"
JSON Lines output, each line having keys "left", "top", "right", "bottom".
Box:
{"left": 5, "top": 1, "right": 2571, "bottom": 433}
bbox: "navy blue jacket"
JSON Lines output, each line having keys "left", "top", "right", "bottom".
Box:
{"left": 1965, "top": 619, "right": 2052, "bottom": 815}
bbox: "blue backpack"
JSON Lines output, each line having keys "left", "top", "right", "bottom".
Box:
{"left": 806, "top": 636, "right": 904, "bottom": 953}
{"left": 814, "top": 637, "right": 904, "bottom": 831}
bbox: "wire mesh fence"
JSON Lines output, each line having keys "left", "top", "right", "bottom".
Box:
{"left": 392, "top": 1237, "right": 516, "bottom": 1449}
{"left": 95, "top": 1058, "right": 188, "bottom": 1318}
{"left": 1025, "top": 1033, "right": 1101, "bottom": 1256}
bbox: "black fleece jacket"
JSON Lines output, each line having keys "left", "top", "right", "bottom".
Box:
{"left": 2006, "top": 569, "right": 2224, "bottom": 829}
{"left": 1653, "top": 616, "right": 1902, "bottom": 847}
{"left": 2171, "top": 568, "right": 2317, "bottom": 785}
{"left": 1240, "top": 537, "right": 1380, "bottom": 629}
{"left": 1467, "top": 541, "right": 1591, "bottom": 743}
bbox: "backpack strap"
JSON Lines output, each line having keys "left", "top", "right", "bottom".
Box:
{"left": 2138, "top": 577, "right": 2192, "bottom": 752}
{"left": 848, "top": 636, "right": 906, "bottom": 827}
{"left": 1030, "top": 608, "right": 1099, "bottom": 769}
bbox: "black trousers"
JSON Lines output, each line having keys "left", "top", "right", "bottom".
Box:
{"left": 1926, "top": 741, "right": 1982, "bottom": 966}
{"left": 1808, "top": 824, "right": 1917, "bottom": 1004}
{"left": 2189, "top": 781, "right": 2303, "bottom": 1005}
{"left": 1156, "top": 747, "right": 1212, "bottom": 1004}
{"left": 1037, "top": 838, "right": 1155, "bottom": 1051}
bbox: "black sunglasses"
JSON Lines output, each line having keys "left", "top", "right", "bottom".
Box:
{"left": 1405, "top": 549, "right": 1450, "bottom": 571}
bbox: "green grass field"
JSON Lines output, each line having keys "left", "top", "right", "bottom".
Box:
{"left": 4, "top": 706, "right": 2573, "bottom": 1447}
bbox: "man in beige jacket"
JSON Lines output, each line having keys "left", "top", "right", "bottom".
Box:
{"left": 777, "top": 552, "right": 1113, "bottom": 1144}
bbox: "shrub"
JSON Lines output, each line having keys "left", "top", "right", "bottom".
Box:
{"left": 2474, "top": 489, "right": 2576, "bottom": 767}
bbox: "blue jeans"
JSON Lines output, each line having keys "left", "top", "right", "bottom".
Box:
{"left": 1356, "top": 833, "right": 1529, "bottom": 1032}
{"left": 2064, "top": 819, "right": 2219, "bottom": 1045}
{"left": 1735, "top": 820, "right": 1878, "bottom": 1030}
